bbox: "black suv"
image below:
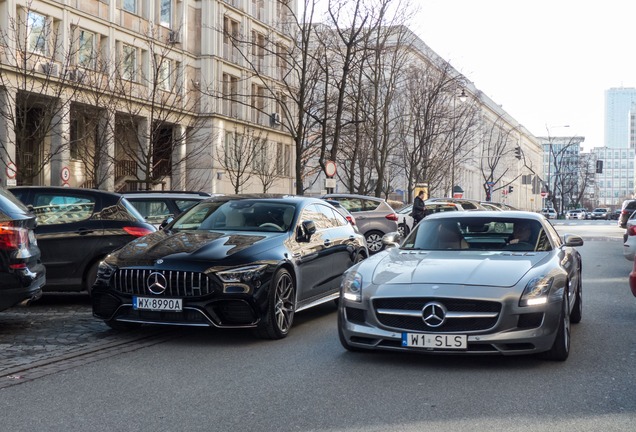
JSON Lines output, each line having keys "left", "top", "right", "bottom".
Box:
{"left": 10, "top": 187, "right": 155, "bottom": 293}
{"left": 122, "top": 191, "right": 215, "bottom": 227}
{"left": 0, "top": 186, "right": 45, "bottom": 311}
{"left": 618, "top": 199, "right": 636, "bottom": 228}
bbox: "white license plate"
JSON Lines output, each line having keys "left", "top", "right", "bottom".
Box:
{"left": 402, "top": 333, "right": 467, "bottom": 350}
{"left": 133, "top": 296, "right": 182, "bottom": 312}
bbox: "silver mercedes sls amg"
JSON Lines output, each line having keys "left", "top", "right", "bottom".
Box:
{"left": 337, "top": 211, "right": 584, "bottom": 361}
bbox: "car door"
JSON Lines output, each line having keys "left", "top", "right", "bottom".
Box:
{"left": 292, "top": 203, "right": 338, "bottom": 303}
{"left": 26, "top": 190, "right": 104, "bottom": 288}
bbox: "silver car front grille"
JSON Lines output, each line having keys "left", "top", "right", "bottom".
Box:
{"left": 112, "top": 269, "right": 214, "bottom": 297}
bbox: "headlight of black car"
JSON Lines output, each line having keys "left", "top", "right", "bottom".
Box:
{"left": 217, "top": 264, "right": 267, "bottom": 283}
{"left": 342, "top": 271, "right": 363, "bottom": 302}
{"left": 519, "top": 276, "right": 555, "bottom": 306}
{"left": 97, "top": 261, "right": 117, "bottom": 280}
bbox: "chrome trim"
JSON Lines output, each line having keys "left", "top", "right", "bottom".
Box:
{"left": 112, "top": 268, "right": 213, "bottom": 297}
{"left": 376, "top": 309, "right": 498, "bottom": 319}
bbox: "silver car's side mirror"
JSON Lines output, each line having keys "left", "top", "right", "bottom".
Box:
{"left": 563, "top": 234, "right": 584, "bottom": 247}
{"left": 382, "top": 232, "right": 402, "bottom": 248}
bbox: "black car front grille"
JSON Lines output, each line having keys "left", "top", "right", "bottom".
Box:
{"left": 111, "top": 269, "right": 214, "bottom": 297}
{"left": 372, "top": 297, "right": 501, "bottom": 332}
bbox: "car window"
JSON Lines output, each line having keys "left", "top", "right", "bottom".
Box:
{"left": 459, "top": 201, "right": 478, "bottom": 210}
{"left": 362, "top": 199, "right": 381, "bottom": 211}
{"left": 300, "top": 204, "right": 332, "bottom": 230}
{"left": 174, "top": 199, "right": 202, "bottom": 212}
{"left": 335, "top": 198, "right": 363, "bottom": 213}
{"left": 0, "top": 187, "right": 29, "bottom": 213}
{"left": 31, "top": 193, "right": 95, "bottom": 225}
{"left": 129, "top": 200, "right": 172, "bottom": 224}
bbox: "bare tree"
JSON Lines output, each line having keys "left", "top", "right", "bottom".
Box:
{"left": 0, "top": 2, "right": 84, "bottom": 185}
{"left": 213, "top": 125, "right": 264, "bottom": 194}
{"left": 542, "top": 135, "right": 584, "bottom": 213}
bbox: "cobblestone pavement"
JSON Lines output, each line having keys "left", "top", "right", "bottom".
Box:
{"left": 0, "top": 293, "right": 179, "bottom": 389}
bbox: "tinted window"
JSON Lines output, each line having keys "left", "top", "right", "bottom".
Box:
{"left": 175, "top": 199, "right": 202, "bottom": 212}
{"left": 31, "top": 193, "right": 95, "bottom": 225}
{"left": 129, "top": 200, "right": 172, "bottom": 224}
{"left": 0, "top": 187, "right": 29, "bottom": 214}
{"left": 335, "top": 198, "right": 363, "bottom": 212}
{"left": 362, "top": 199, "right": 381, "bottom": 211}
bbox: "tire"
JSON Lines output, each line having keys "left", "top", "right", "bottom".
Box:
{"left": 84, "top": 261, "right": 100, "bottom": 295}
{"left": 570, "top": 276, "right": 583, "bottom": 324}
{"left": 256, "top": 268, "right": 295, "bottom": 339}
{"left": 365, "top": 230, "right": 385, "bottom": 254}
{"left": 398, "top": 223, "right": 410, "bottom": 238}
{"left": 543, "top": 294, "right": 570, "bottom": 361}
{"left": 105, "top": 320, "right": 142, "bottom": 331}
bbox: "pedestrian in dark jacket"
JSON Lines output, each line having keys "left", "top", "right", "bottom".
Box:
{"left": 412, "top": 190, "right": 426, "bottom": 225}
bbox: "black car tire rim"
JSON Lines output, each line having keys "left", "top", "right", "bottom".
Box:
{"left": 274, "top": 270, "right": 295, "bottom": 335}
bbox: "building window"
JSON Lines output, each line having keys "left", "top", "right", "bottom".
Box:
{"left": 222, "top": 73, "right": 239, "bottom": 117}
{"left": 160, "top": 0, "right": 172, "bottom": 28}
{"left": 122, "top": 44, "right": 136, "bottom": 81}
{"left": 158, "top": 59, "right": 171, "bottom": 91}
{"left": 123, "top": 0, "right": 136, "bottom": 13}
{"left": 27, "top": 12, "right": 47, "bottom": 55}
{"left": 78, "top": 30, "right": 96, "bottom": 69}
{"left": 284, "top": 144, "right": 291, "bottom": 176}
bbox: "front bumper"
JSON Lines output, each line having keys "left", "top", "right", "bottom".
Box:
{"left": 338, "top": 294, "right": 563, "bottom": 356}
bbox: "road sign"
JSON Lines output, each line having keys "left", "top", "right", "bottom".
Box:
{"left": 540, "top": 191, "right": 548, "bottom": 198}
{"left": 6, "top": 162, "right": 17, "bottom": 179}
{"left": 61, "top": 166, "right": 70, "bottom": 182}
{"left": 325, "top": 161, "right": 337, "bottom": 177}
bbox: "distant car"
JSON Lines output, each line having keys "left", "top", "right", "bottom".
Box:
{"left": 565, "top": 209, "right": 586, "bottom": 220}
{"left": 480, "top": 201, "right": 517, "bottom": 211}
{"left": 590, "top": 208, "right": 610, "bottom": 220}
{"left": 91, "top": 195, "right": 367, "bottom": 338}
{"left": 618, "top": 199, "right": 636, "bottom": 228}
{"left": 397, "top": 199, "right": 486, "bottom": 237}
{"left": 337, "top": 211, "right": 584, "bottom": 361}
{"left": 322, "top": 194, "right": 398, "bottom": 254}
{"left": 541, "top": 208, "right": 557, "bottom": 219}
{"left": 123, "top": 191, "right": 215, "bottom": 228}
{"left": 0, "top": 186, "right": 45, "bottom": 311}
{"left": 395, "top": 204, "right": 415, "bottom": 237}
{"left": 10, "top": 186, "right": 155, "bottom": 293}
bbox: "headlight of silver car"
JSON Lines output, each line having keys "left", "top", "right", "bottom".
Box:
{"left": 217, "top": 264, "right": 267, "bottom": 283}
{"left": 519, "top": 276, "right": 554, "bottom": 306}
{"left": 342, "top": 271, "right": 363, "bottom": 302}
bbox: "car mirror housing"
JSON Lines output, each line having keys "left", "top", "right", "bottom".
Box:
{"left": 382, "top": 232, "right": 401, "bottom": 248}
{"left": 563, "top": 234, "right": 584, "bottom": 247}
{"left": 298, "top": 220, "right": 316, "bottom": 242}
{"left": 159, "top": 216, "right": 174, "bottom": 230}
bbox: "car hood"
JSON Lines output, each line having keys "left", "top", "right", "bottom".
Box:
{"left": 365, "top": 248, "right": 551, "bottom": 288}
{"left": 108, "top": 229, "right": 282, "bottom": 266}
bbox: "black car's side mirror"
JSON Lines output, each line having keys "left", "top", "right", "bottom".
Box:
{"left": 298, "top": 220, "right": 316, "bottom": 242}
{"left": 159, "top": 216, "right": 174, "bottom": 230}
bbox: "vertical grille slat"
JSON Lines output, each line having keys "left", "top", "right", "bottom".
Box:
{"left": 110, "top": 268, "right": 214, "bottom": 298}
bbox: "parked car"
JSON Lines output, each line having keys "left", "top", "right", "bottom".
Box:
{"left": 480, "top": 201, "right": 517, "bottom": 210}
{"left": 322, "top": 193, "right": 398, "bottom": 254}
{"left": 395, "top": 204, "right": 414, "bottom": 237}
{"left": 623, "top": 211, "right": 636, "bottom": 260}
{"left": 323, "top": 199, "right": 358, "bottom": 232}
{"left": 565, "top": 209, "right": 586, "bottom": 220}
{"left": 0, "top": 186, "right": 45, "bottom": 311}
{"left": 618, "top": 199, "right": 636, "bottom": 228}
{"left": 91, "top": 195, "right": 367, "bottom": 338}
{"left": 426, "top": 197, "right": 486, "bottom": 211}
{"left": 397, "top": 199, "right": 486, "bottom": 237}
{"left": 630, "top": 260, "right": 636, "bottom": 297}
{"left": 123, "top": 191, "right": 215, "bottom": 228}
{"left": 541, "top": 208, "right": 557, "bottom": 219}
{"left": 338, "top": 211, "right": 584, "bottom": 361}
{"left": 9, "top": 186, "right": 155, "bottom": 293}
{"left": 590, "top": 208, "right": 611, "bottom": 220}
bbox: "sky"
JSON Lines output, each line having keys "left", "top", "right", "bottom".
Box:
{"left": 410, "top": 0, "right": 636, "bottom": 150}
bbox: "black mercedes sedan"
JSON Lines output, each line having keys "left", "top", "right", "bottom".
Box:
{"left": 0, "top": 186, "right": 45, "bottom": 311}
{"left": 92, "top": 195, "right": 368, "bottom": 339}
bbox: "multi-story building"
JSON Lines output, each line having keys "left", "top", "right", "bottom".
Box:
{"left": 539, "top": 136, "right": 585, "bottom": 212}
{"left": 0, "top": 0, "right": 296, "bottom": 194}
{"left": 605, "top": 87, "right": 636, "bottom": 149}
{"left": 592, "top": 146, "right": 635, "bottom": 207}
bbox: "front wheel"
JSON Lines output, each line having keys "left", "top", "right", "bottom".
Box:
{"left": 365, "top": 230, "right": 385, "bottom": 254}
{"left": 542, "top": 295, "right": 570, "bottom": 361}
{"left": 84, "top": 261, "right": 101, "bottom": 295}
{"left": 397, "top": 223, "right": 410, "bottom": 238}
{"left": 256, "top": 268, "right": 295, "bottom": 339}
{"left": 570, "top": 276, "right": 582, "bottom": 324}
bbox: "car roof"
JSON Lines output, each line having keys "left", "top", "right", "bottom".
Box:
{"left": 122, "top": 190, "right": 215, "bottom": 197}
{"left": 322, "top": 193, "right": 386, "bottom": 202}
{"left": 425, "top": 210, "right": 547, "bottom": 222}
{"left": 9, "top": 186, "right": 124, "bottom": 198}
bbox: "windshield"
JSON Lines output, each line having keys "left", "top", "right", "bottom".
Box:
{"left": 401, "top": 217, "right": 552, "bottom": 252}
{"left": 171, "top": 200, "right": 296, "bottom": 233}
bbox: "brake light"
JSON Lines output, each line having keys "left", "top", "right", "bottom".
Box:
{"left": 385, "top": 213, "right": 399, "bottom": 222}
{"left": 346, "top": 215, "right": 356, "bottom": 226}
{"left": 0, "top": 222, "right": 28, "bottom": 250}
{"left": 628, "top": 225, "right": 636, "bottom": 237}
{"left": 123, "top": 226, "right": 153, "bottom": 237}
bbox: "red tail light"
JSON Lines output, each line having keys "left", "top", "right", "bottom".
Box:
{"left": 628, "top": 225, "right": 636, "bottom": 236}
{"left": 123, "top": 226, "right": 154, "bottom": 237}
{"left": 0, "top": 221, "right": 28, "bottom": 250}
{"left": 385, "top": 213, "right": 399, "bottom": 222}
{"left": 346, "top": 216, "right": 356, "bottom": 226}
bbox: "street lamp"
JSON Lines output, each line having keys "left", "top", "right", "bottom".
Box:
{"left": 451, "top": 88, "right": 468, "bottom": 196}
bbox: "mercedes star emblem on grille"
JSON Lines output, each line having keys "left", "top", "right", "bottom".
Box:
{"left": 421, "top": 301, "right": 447, "bottom": 328}
{"left": 147, "top": 272, "right": 168, "bottom": 295}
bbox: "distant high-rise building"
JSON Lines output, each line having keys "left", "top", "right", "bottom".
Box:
{"left": 605, "top": 87, "right": 636, "bottom": 148}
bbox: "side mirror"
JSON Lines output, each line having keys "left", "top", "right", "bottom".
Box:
{"left": 563, "top": 234, "right": 584, "bottom": 247}
{"left": 382, "top": 231, "right": 402, "bottom": 248}
{"left": 298, "top": 220, "right": 316, "bottom": 242}
{"left": 159, "top": 216, "right": 174, "bottom": 230}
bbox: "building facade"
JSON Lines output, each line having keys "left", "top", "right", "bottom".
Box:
{"left": 592, "top": 146, "right": 635, "bottom": 207}
{"left": 0, "top": 0, "right": 296, "bottom": 194}
{"left": 605, "top": 87, "right": 636, "bottom": 149}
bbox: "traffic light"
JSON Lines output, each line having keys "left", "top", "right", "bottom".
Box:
{"left": 508, "top": 185, "right": 514, "bottom": 193}
{"left": 596, "top": 160, "right": 603, "bottom": 173}
{"left": 514, "top": 146, "right": 522, "bottom": 160}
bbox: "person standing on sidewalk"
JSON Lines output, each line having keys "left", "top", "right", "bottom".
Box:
{"left": 412, "top": 190, "right": 426, "bottom": 226}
